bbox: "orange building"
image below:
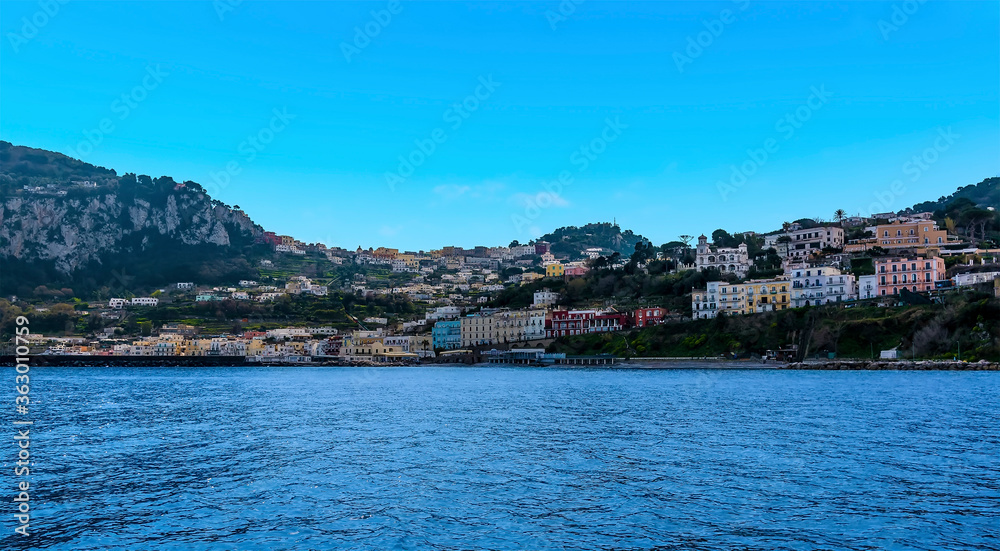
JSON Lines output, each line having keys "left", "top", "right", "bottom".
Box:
{"left": 845, "top": 220, "right": 949, "bottom": 254}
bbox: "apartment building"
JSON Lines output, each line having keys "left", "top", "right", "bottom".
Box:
{"left": 858, "top": 274, "right": 879, "bottom": 300}
{"left": 432, "top": 320, "right": 462, "bottom": 350}
{"left": 742, "top": 277, "right": 791, "bottom": 314}
{"left": 846, "top": 220, "right": 949, "bottom": 253}
{"left": 546, "top": 309, "right": 597, "bottom": 337}
{"left": 533, "top": 290, "right": 560, "bottom": 307}
{"left": 460, "top": 309, "right": 546, "bottom": 347}
{"left": 874, "top": 256, "right": 945, "bottom": 296}
{"left": 790, "top": 266, "right": 856, "bottom": 307}
{"left": 765, "top": 225, "right": 844, "bottom": 259}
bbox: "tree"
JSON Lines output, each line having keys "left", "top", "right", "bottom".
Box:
{"left": 712, "top": 229, "right": 736, "bottom": 248}
{"left": 834, "top": 209, "right": 846, "bottom": 227}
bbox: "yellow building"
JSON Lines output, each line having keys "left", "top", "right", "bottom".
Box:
{"left": 742, "top": 277, "right": 790, "bottom": 314}
{"left": 396, "top": 253, "right": 421, "bottom": 269}
{"left": 521, "top": 272, "right": 544, "bottom": 285}
{"left": 545, "top": 263, "right": 565, "bottom": 278}
{"left": 341, "top": 331, "right": 408, "bottom": 362}
{"left": 716, "top": 283, "right": 748, "bottom": 316}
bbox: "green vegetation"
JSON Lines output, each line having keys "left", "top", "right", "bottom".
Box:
{"left": 537, "top": 222, "right": 647, "bottom": 259}
{"left": 909, "top": 177, "right": 998, "bottom": 213}
{"left": 909, "top": 177, "right": 1000, "bottom": 248}
{"left": 0, "top": 289, "right": 422, "bottom": 339}
{"left": 491, "top": 266, "right": 716, "bottom": 314}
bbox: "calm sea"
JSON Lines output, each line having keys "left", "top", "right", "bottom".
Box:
{"left": 2, "top": 365, "right": 998, "bottom": 550}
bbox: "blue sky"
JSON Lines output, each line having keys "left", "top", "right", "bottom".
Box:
{"left": 2, "top": 1, "right": 997, "bottom": 250}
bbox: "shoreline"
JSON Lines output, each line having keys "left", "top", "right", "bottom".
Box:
{"left": 3, "top": 355, "right": 997, "bottom": 370}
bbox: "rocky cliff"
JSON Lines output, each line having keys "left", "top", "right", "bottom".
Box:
{"left": 0, "top": 142, "right": 269, "bottom": 296}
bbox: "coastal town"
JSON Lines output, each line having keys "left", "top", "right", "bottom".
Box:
{"left": 10, "top": 204, "right": 999, "bottom": 364}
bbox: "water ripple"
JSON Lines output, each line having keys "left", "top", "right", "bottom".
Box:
{"left": 1, "top": 366, "right": 997, "bottom": 550}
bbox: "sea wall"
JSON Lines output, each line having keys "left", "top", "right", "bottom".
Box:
{"left": 783, "top": 359, "right": 999, "bottom": 370}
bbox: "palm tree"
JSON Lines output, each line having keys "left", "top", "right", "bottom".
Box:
{"left": 834, "top": 209, "right": 846, "bottom": 227}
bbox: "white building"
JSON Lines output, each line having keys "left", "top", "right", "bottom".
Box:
{"left": 131, "top": 297, "right": 159, "bottom": 307}
{"left": 426, "top": 306, "right": 461, "bottom": 322}
{"left": 533, "top": 290, "right": 560, "bottom": 307}
{"left": 764, "top": 226, "right": 844, "bottom": 260}
{"left": 789, "top": 266, "right": 856, "bottom": 308}
{"left": 109, "top": 298, "right": 127, "bottom": 309}
{"left": 511, "top": 245, "right": 536, "bottom": 257}
{"left": 695, "top": 235, "right": 750, "bottom": 277}
{"left": 691, "top": 281, "right": 723, "bottom": 319}
{"left": 858, "top": 274, "right": 879, "bottom": 300}
{"left": 953, "top": 271, "right": 1000, "bottom": 287}
{"left": 175, "top": 282, "right": 194, "bottom": 290}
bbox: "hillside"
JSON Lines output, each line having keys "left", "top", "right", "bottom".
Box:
{"left": 536, "top": 222, "right": 647, "bottom": 259}
{"left": 0, "top": 142, "right": 271, "bottom": 297}
{"left": 908, "top": 177, "right": 999, "bottom": 213}
{"left": 549, "top": 290, "right": 1000, "bottom": 362}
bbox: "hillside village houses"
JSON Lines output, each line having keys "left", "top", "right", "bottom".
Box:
{"left": 36, "top": 208, "right": 1000, "bottom": 361}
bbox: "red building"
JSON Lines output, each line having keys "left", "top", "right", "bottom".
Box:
{"left": 593, "top": 311, "right": 630, "bottom": 333}
{"left": 634, "top": 307, "right": 666, "bottom": 328}
{"left": 262, "top": 231, "right": 281, "bottom": 246}
{"left": 535, "top": 241, "right": 550, "bottom": 255}
{"left": 546, "top": 309, "right": 630, "bottom": 337}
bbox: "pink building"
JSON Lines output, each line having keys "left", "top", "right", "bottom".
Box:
{"left": 874, "top": 256, "right": 945, "bottom": 296}
{"left": 564, "top": 265, "right": 589, "bottom": 278}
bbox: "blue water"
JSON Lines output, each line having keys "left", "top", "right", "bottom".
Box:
{"left": 2, "top": 366, "right": 998, "bottom": 550}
